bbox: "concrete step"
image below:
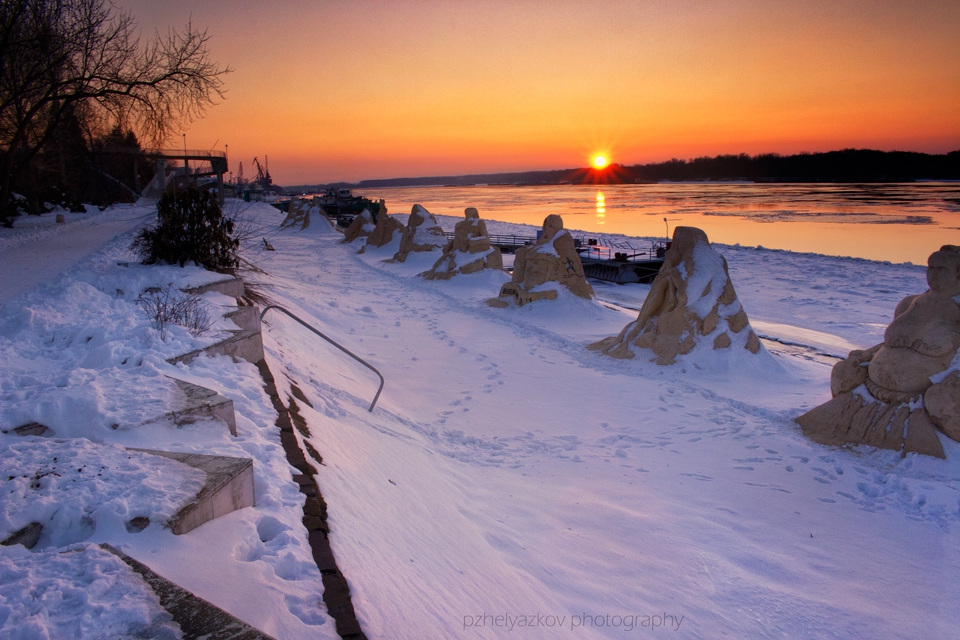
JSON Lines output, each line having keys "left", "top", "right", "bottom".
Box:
{"left": 183, "top": 277, "right": 245, "bottom": 298}
{"left": 224, "top": 305, "right": 261, "bottom": 333}
{"left": 100, "top": 544, "right": 275, "bottom": 639}
{"left": 168, "top": 329, "right": 264, "bottom": 366}
{"left": 129, "top": 449, "right": 255, "bottom": 535}
{"left": 166, "top": 377, "right": 237, "bottom": 436}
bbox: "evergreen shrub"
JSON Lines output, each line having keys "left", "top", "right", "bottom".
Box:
{"left": 133, "top": 187, "right": 238, "bottom": 270}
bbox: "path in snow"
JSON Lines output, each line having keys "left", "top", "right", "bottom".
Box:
{"left": 0, "top": 208, "right": 152, "bottom": 306}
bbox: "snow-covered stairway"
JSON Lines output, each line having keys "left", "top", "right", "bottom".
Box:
{"left": 101, "top": 544, "right": 276, "bottom": 639}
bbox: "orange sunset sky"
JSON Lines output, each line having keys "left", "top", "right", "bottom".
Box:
{"left": 120, "top": 0, "right": 960, "bottom": 185}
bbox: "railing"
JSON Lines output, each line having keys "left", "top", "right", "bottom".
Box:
{"left": 260, "top": 305, "right": 385, "bottom": 412}
{"left": 574, "top": 237, "right": 665, "bottom": 263}
{"left": 142, "top": 148, "right": 226, "bottom": 159}
{"left": 442, "top": 232, "right": 538, "bottom": 251}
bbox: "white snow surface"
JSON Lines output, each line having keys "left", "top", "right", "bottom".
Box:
{"left": 1, "top": 439, "right": 204, "bottom": 549}
{"left": 2, "top": 201, "right": 959, "bottom": 639}
{"left": 0, "top": 543, "right": 181, "bottom": 639}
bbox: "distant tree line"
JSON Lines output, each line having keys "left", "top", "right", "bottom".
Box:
{"left": 291, "top": 148, "right": 960, "bottom": 192}
{"left": 0, "top": 0, "right": 228, "bottom": 227}
{"left": 624, "top": 149, "right": 960, "bottom": 183}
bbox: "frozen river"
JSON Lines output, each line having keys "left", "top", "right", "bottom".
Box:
{"left": 356, "top": 181, "right": 960, "bottom": 265}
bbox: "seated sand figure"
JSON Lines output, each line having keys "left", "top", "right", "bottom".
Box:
{"left": 359, "top": 203, "right": 404, "bottom": 253}
{"left": 796, "top": 245, "right": 960, "bottom": 458}
{"left": 341, "top": 208, "right": 376, "bottom": 244}
{"left": 588, "top": 226, "right": 761, "bottom": 365}
{"left": 392, "top": 204, "right": 447, "bottom": 262}
{"left": 488, "top": 214, "right": 593, "bottom": 307}
{"left": 421, "top": 207, "right": 503, "bottom": 279}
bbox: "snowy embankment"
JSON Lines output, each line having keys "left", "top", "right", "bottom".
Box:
{"left": 0, "top": 203, "right": 336, "bottom": 639}
{"left": 257, "top": 207, "right": 958, "bottom": 639}
{"left": 1, "top": 201, "right": 958, "bottom": 639}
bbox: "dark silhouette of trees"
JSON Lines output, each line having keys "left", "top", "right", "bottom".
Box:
{"left": 624, "top": 149, "right": 960, "bottom": 183}
{"left": 0, "top": 0, "right": 229, "bottom": 226}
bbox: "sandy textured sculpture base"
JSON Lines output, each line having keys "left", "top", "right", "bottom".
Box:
{"left": 393, "top": 205, "right": 446, "bottom": 262}
{"left": 341, "top": 209, "right": 375, "bottom": 244}
{"left": 421, "top": 207, "right": 503, "bottom": 280}
{"left": 360, "top": 207, "right": 403, "bottom": 253}
{"left": 488, "top": 214, "right": 593, "bottom": 307}
{"left": 588, "top": 226, "right": 760, "bottom": 364}
{"left": 796, "top": 245, "right": 960, "bottom": 457}
{"left": 796, "top": 389, "right": 944, "bottom": 458}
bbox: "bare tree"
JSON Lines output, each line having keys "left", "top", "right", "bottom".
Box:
{"left": 0, "top": 0, "right": 229, "bottom": 226}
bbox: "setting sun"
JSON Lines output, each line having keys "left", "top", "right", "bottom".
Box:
{"left": 592, "top": 155, "right": 609, "bottom": 169}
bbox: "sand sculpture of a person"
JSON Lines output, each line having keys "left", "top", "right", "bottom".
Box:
{"left": 796, "top": 245, "right": 960, "bottom": 458}
{"left": 421, "top": 207, "right": 503, "bottom": 279}
{"left": 588, "top": 226, "right": 761, "bottom": 365}
{"left": 359, "top": 202, "right": 404, "bottom": 253}
{"left": 341, "top": 208, "right": 376, "bottom": 244}
{"left": 392, "top": 204, "right": 447, "bottom": 262}
{"left": 488, "top": 214, "right": 593, "bottom": 307}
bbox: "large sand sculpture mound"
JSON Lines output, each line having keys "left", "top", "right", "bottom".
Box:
{"left": 341, "top": 209, "right": 376, "bottom": 244}
{"left": 279, "top": 198, "right": 314, "bottom": 231}
{"left": 421, "top": 207, "right": 503, "bottom": 280}
{"left": 392, "top": 204, "right": 447, "bottom": 262}
{"left": 278, "top": 199, "right": 339, "bottom": 237}
{"left": 796, "top": 245, "right": 960, "bottom": 458}
{"left": 488, "top": 214, "right": 593, "bottom": 307}
{"left": 588, "top": 226, "right": 761, "bottom": 364}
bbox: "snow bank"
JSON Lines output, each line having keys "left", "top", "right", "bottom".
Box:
{"left": 1, "top": 439, "right": 204, "bottom": 548}
{"left": 0, "top": 543, "right": 181, "bottom": 639}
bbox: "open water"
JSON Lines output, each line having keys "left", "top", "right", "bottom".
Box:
{"left": 358, "top": 182, "right": 960, "bottom": 265}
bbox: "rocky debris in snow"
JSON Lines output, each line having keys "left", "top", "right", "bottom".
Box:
{"left": 421, "top": 207, "right": 503, "bottom": 280}
{"left": 589, "top": 226, "right": 761, "bottom": 364}
{"left": 797, "top": 245, "right": 960, "bottom": 458}
{"left": 1, "top": 522, "right": 42, "bottom": 549}
{"left": 392, "top": 204, "right": 446, "bottom": 262}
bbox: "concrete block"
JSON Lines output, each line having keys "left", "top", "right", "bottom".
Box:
{"left": 165, "top": 377, "right": 237, "bottom": 436}
{"left": 224, "top": 305, "right": 261, "bottom": 333}
{"left": 167, "top": 330, "right": 264, "bottom": 366}
{"left": 183, "top": 277, "right": 244, "bottom": 298}
{"left": 128, "top": 449, "right": 255, "bottom": 535}
{"left": 100, "top": 544, "right": 276, "bottom": 639}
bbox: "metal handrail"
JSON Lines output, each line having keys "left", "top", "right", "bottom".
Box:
{"left": 260, "top": 305, "right": 384, "bottom": 412}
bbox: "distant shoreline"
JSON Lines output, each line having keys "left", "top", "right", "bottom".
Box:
{"left": 284, "top": 148, "right": 960, "bottom": 193}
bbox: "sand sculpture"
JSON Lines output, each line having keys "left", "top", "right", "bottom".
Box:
{"left": 341, "top": 208, "right": 376, "bottom": 244}
{"left": 392, "top": 205, "right": 447, "bottom": 262}
{"left": 279, "top": 198, "right": 313, "bottom": 231}
{"left": 421, "top": 207, "right": 503, "bottom": 279}
{"left": 360, "top": 205, "right": 404, "bottom": 253}
{"left": 588, "top": 226, "right": 761, "bottom": 364}
{"left": 488, "top": 214, "right": 593, "bottom": 307}
{"left": 796, "top": 245, "right": 960, "bottom": 458}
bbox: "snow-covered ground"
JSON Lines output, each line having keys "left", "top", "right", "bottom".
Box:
{"left": 2, "top": 201, "right": 958, "bottom": 639}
